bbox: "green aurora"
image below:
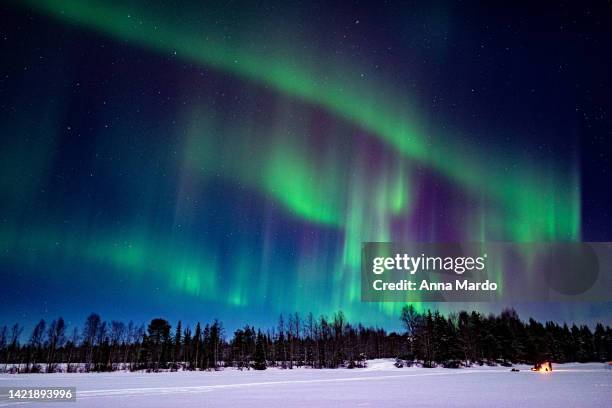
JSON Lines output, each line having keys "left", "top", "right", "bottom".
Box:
{"left": 0, "top": 0, "right": 584, "bottom": 324}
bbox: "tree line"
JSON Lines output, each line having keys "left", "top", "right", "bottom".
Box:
{"left": 0, "top": 307, "right": 610, "bottom": 373}
{"left": 399, "top": 306, "right": 611, "bottom": 368}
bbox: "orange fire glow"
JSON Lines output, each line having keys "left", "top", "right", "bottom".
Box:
{"left": 531, "top": 362, "right": 552, "bottom": 373}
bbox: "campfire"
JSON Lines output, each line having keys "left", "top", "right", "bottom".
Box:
{"left": 531, "top": 361, "right": 552, "bottom": 373}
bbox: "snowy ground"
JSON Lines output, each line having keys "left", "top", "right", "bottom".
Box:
{"left": 0, "top": 360, "right": 610, "bottom": 407}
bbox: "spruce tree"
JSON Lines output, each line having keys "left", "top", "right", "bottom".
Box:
{"left": 252, "top": 330, "right": 267, "bottom": 370}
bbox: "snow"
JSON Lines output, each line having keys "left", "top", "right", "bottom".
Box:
{"left": 1, "top": 360, "right": 610, "bottom": 407}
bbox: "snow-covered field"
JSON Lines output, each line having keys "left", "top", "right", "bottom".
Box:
{"left": 1, "top": 360, "right": 610, "bottom": 407}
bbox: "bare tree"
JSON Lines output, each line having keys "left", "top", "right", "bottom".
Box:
{"left": 46, "top": 318, "right": 66, "bottom": 372}
{"left": 109, "top": 321, "right": 126, "bottom": 370}
{"left": 401, "top": 304, "right": 421, "bottom": 360}
{"left": 28, "top": 319, "right": 46, "bottom": 372}
{"left": 66, "top": 327, "right": 80, "bottom": 373}
{"left": 82, "top": 313, "right": 102, "bottom": 371}
{"left": 4, "top": 324, "right": 22, "bottom": 372}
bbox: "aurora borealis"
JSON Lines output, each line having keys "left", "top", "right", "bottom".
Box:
{"left": 1, "top": 1, "right": 611, "bottom": 330}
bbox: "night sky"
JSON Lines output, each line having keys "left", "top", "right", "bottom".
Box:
{"left": 1, "top": 0, "right": 611, "bottom": 333}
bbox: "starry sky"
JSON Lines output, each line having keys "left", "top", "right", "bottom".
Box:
{"left": 1, "top": 0, "right": 611, "bottom": 332}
